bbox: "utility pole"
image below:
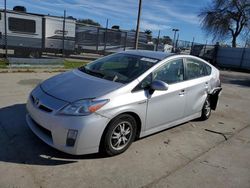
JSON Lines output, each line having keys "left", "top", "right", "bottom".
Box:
{"left": 171, "top": 28, "right": 179, "bottom": 53}
{"left": 4, "top": 0, "right": 8, "bottom": 58}
{"left": 203, "top": 40, "right": 207, "bottom": 55}
{"left": 156, "top": 30, "right": 160, "bottom": 51}
{"left": 134, "top": 0, "right": 142, "bottom": 49}
{"left": 190, "top": 37, "right": 195, "bottom": 55}
{"left": 191, "top": 37, "right": 195, "bottom": 47}
{"left": 175, "top": 33, "right": 179, "bottom": 50}
{"left": 103, "top": 18, "right": 109, "bottom": 54}
{"left": 62, "top": 10, "right": 66, "bottom": 57}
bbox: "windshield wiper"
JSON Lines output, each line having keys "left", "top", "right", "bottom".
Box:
{"left": 79, "top": 67, "right": 105, "bottom": 78}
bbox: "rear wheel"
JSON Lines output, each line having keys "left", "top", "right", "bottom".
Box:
{"left": 200, "top": 97, "right": 211, "bottom": 120}
{"left": 102, "top": 114, "right": 137, "bottom": 156}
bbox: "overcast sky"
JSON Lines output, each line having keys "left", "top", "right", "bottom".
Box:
{"left": 1, "top": 0, "right": 213, "bottom": 43}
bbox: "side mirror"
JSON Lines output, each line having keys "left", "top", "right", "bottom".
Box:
{"left": 150, "top": 80, "right": 168, "bottom": 91}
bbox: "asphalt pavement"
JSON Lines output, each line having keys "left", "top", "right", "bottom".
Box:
{"left": 0, "top": 70, "right": 249, "bottom": 188}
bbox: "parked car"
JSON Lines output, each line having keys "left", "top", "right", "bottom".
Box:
{"left": 26, "top": 50, "right": 222, "bottom": 156}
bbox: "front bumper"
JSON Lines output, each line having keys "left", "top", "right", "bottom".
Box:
{"left": 26, "top": 92, "right": 110, "bottom": 155}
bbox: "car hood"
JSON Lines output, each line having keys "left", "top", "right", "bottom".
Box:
{"left": 40, "top": 69, "right": 123, "bottom": 102}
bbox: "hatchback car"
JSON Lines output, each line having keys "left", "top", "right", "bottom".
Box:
{"left": 26, "top": 50, "right": 222, "bottom": 156}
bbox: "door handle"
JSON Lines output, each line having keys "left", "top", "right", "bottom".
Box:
{"left": 179, "top": 89, "right": 185, "bottom": 96}
{"left": 205, "top": 82, "right": 209, "bottom": 89}
{"left": 137, "top": 100, "right": 147, "bottom": 104}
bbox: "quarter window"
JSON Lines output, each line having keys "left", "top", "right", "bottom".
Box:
{"left": 8, "top": 17, "right": 36, "bottom": 33}
{"left": 185, "top": 58, "right": 211, "bottom": 79}
{"left": 153, "top": 59, "right": 184, "bottom": 84}
{"left": 204, "top": 63, "right": 212, "bottom": 75}
{"left": 132, "top": 74, "right": 152, "bottom": 92}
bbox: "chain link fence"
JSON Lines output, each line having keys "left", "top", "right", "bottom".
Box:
{"left": 1, "top": 8, "right": 214, "bottom": 60}
{"left": 8, "top": 8, "right": 250, "bottom": 70}
{"left": 75, "top": 23, "right": 154, "bottom": 54}
{"left": 0, "top": 8, "right": 154, "bottom": 59}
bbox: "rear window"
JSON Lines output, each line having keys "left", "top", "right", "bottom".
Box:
{"left": 8, "top": 17, "right": 36, "bottom": 33}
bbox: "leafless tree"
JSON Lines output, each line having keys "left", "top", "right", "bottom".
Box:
{"left": 199, "top": 0, "right": 250, "bottom": 47}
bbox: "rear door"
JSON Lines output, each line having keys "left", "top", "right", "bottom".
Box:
{"left": 183, "top": 58, "right": 211, "bottom": 117}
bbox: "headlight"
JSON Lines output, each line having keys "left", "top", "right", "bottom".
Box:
{"left": 60, "top": 99, "right": 109, "bottom": 116}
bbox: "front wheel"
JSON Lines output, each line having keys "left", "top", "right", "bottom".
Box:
{"left": 102, "top": 114, "right": 137, "bottom": 156}
{"left": 200, "top": 97, "right": 211, "bottom": 120}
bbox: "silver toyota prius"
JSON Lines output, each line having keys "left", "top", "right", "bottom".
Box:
{"left": 26, "top": 50, "right": 222, "bottom": 156}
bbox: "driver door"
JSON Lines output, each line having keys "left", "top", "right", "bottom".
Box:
{"left": 146, "top": 58, "right": 186, "bottom": 131}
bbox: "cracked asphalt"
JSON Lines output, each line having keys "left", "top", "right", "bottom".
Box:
{"left": 0, "top": 70, "right": 250, "bottom": 188}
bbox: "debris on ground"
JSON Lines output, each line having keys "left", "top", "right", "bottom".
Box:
{"left": 164, "top": 139, "right": 170, "bottom": 145}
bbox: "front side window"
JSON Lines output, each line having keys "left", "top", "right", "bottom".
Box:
{"left": 185, "top": 58, "right": 211, "bottom": 80}
{"left": 8, "top": 17, "right": 36, "bottom": 33}
{"left": 79, "top": 53, "right": 159, "bottom": 84}
{"left": 152, "top": 59, "right": 184, "bottom": 84}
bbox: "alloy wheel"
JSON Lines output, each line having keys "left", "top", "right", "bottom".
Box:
{"left": 110, "top": 121, "right": 132, "bottom": 151}
{"left": 204, "top": 99, "right": 211, "bottom": 117}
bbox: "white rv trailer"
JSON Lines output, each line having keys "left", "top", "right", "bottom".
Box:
{"left": 0, "top": 8, "right": 76, "bottom": 57}
{"left": 44, "top": 15, "right": 75, "bottom": 55}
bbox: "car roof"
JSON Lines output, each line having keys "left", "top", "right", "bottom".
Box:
{"left": 121, "top": 50, "right": 173, "bottom": 61}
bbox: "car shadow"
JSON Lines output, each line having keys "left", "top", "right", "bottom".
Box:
{"left": 0, "top": 104, "right": 108, "bottom": 166}
{"left": 221, "top": 74, "right": 250, "bottom": 87}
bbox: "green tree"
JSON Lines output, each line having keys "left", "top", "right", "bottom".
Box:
{"left": 199, "top": 0, "right": 250, "bottom": 47}
{"left": 144, "top": 30, "right": 153, "bottom": 42}
{"left": 77, "top": 19, "right": 101, "bottom": 27}
{"left": 162, "top": 36, "right": 172, "bottom": 45}
{"left": 144, "top": 29, "right": 152, "bottom": 35}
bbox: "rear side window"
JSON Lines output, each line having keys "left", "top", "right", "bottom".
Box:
{"left": 185, "top": 58, "right": 211, "bottom": 80}
{"left": 8, "top": 17, "right": 36, "bottom": 33}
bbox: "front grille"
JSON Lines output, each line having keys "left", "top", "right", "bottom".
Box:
{"left": 30, "top": 117, "right": 53, "bottom": 141}
{"left": 30, "top": 94, "right": 53, "bottom": 113}
{"left": 39, "top": 104, "right": 53, "bottom": 112}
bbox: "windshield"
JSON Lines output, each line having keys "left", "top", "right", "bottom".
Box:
{"left": 79, "top": 53, "right": 159, "bottom": 84}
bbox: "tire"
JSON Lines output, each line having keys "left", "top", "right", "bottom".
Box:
{"left": 102, "top": 114, "right": 137, "bottom": 156}
{"left": 200, "top": 97, "right": 211, "bottom": 120}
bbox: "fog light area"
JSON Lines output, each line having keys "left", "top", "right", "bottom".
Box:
{"left": 66, "top": 129, "right": 78, "bottom": 147}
